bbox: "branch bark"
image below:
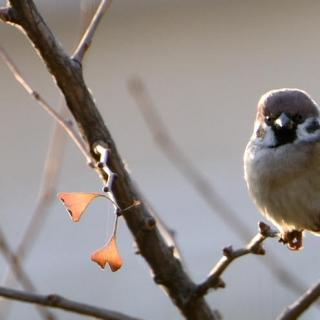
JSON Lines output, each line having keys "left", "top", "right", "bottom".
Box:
{"left": 0, "top": 286, "right": 142, "bottom": 320}
{"left": 277, "top": 281, "right": 320, "bottom": 320}
{"left": 1, "top": 1, "right": 216, "bottom": 319}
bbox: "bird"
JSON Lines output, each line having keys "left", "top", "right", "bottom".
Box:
{"left": 244, "top": 88, "right": 320, "bottom": 250}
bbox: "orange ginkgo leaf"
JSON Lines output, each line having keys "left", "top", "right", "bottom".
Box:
{"left": 91, "top": 236, "right": 123, "bottom": 272}
{"left": 58, "top": 192, "right": 102, "bottom": 222}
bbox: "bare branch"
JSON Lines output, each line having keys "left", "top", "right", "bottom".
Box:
{"left": 0, "top": 47, "right": 93, "bottom": 166}
{"left": 128, "top": 77, "right": 253, "bottom": 239}
{"left": 0, "top": 286, "right": 143, "bottom": 320}
{"left": 1, "top": 1, "right": 216, "bottom": 318}
{"left": 1, "top": 0, "right": 109, "bottom": 295}
{"left": 195, "top": 222, "right": 278, "bottom": 297}
{"left": 0, "top": 103, "right": 69, "bottom": 320}
{"left": 127, "top": 77, "right": 308, "bottom": 296}
{"left": 0, "top": 1, "right": 112, "bottom": 314}
{"left": 277, "top": 281, "right": 320, "bottom": 320}
{"left": 72, "top": 0, "right": 112, "bottom": 62}
{"left": 0, "top": 228, "right": 56, "bottom": 320}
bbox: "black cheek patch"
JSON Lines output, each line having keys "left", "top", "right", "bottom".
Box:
{"left": 306, "top": 120, "right": 320, "bottom": 133}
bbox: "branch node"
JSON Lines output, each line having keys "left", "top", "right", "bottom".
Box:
{"left": 251, "top": 244, "right": 266, "bottom": 255}
{"left": 115, "top": 208, "right": 122, "bottom": 217}
{"left": 258, "top": 221, "right": 271, "bottom": 236}
{"left": 153, "top": 275, "right": 164, "bottom": 285}
{"left": 222, "top": 245, "right": 233, "bottom": 258}
{"left": 47, "top": 294, "right": 60, "bottom": 305}
{"left": 214, "top": 278, "right": 226, "bottom": 289}
{"left": 32, "top": 90, "right": 40, "bottom": 100}
{"left": 102, "top": 185, "right": 109, "bottom": 192}
{"left": 143, "top": 216, "right": 156, "bottom": 230}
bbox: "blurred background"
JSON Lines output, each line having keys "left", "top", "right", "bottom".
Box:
{"left": 1, "top": 0, "right": 320, "bottom": 319}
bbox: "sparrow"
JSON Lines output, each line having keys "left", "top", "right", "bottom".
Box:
{"left": 244, "top": 88, "right": 320, "bottom": 250}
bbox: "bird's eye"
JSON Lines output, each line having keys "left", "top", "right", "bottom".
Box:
{"left": 265, "top": 116, "right": 273, "bottom": 126}
{"left": 293, "top": 114, "right": 303, "bottom": 123}
{"left": 306, "top": 120, "right": 320, "bottom": 133}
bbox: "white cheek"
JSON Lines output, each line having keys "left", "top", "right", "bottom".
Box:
{"left": 296, "top": 117, "right": 320, "bottom": 143}
{"left": 253, "top": 122, "right": 277, "bottom": 147}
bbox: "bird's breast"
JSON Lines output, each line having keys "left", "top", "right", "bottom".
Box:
{"left": 244, "top": 140, "right": 320, "bottom": 231}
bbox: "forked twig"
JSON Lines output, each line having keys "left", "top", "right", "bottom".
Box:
{"left": 0, "top": 286, "right": 142, "bottom": 320}
{"left": 277, "top": 281, "right": 320, "bottom": 320}
{"left": 195, "top": 222, "right": 278, "bottom": 297}
{"left": 0, "top": 47, "right": 93, "bottom": 165}
{"left": 73, "top": 0, "right": 112, "bottom": 62}
{"left": 0, "top": 1, "right": 112, "bottom": 317}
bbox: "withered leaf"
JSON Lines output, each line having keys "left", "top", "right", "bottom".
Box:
{"left": 91, "top": 236, "right": 123, "bottom": 272}
{"left": 57, "top": 192, "right": 102, "bottom": 222}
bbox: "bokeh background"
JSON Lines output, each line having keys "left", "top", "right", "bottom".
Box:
{"left": 1, "top": 0, "right": 320, "bottom": 319}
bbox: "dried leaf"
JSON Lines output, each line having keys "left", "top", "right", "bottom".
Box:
{"left": 91, "top": 236, "right": 123, "bottom": 272}
{"left": 58, "top": 192, "right": 102, "bottom": 222}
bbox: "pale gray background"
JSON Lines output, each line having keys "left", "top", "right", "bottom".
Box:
{"left": 1, "top": 0, "right": 320, "bottom": 319}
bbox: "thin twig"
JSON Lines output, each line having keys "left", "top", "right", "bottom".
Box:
{"left": 128, "top": 77, "right": 253, "bottom": 240}
{"left": 127, "top": 77, "right": 308, "bottom": 297}
{"left": 0, "top": 2, "right": 112, "bottom": 316}
{"left": 0, "top": 47, "right": 93, "bottom": 165}
{"left": 0, "top": 3, "right": 109, "bottom": 317}
{"left": 1, "top": 0, "right": 109, "bottom": 294}
{"left": 0, "top": 0, "right": 215, "bottom": 318}
{"left": 277, "top": 281, "right": 320, "bottom": 320}
{"left": 195, "top": 222, "right": 278, "bottom": 297}
{"left": 72, "top": 0, "right": 112, "bottom": 62}
{"left": 0, "top": 286, "right": 143, "bottom": 320}
{"left": 0, "top": 228, "right": 56, "bottom": 320}
{"left": 0, "top": 103, "right": 69, "bottom": 319}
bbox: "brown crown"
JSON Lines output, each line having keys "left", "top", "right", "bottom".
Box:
{"left": 257, "top": 88, "right": 319, "bottom": 122}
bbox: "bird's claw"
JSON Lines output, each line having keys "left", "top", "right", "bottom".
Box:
{"left": 279, "top": 230, "right": 304, "bottom": 251}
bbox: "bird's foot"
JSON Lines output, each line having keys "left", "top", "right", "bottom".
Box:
{"left": 279, "top": 230, "right": 304, "bottom": 250}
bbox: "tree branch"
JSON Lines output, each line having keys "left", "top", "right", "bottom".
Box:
{"left": 0, "top": 2, "right": 108, "bottom": 317}
{"left": 0, "top": 286, "right": 142, "bottom": 320}
{"left": 72, "top": 0, "right": 112, "bottom": 62}
{"left": 0, "top": 103, "right": 68, "bottom": 320}
{"left": 195, "top": 222, "right": 278, "bottom": 297}
{"left": 0, "top": 228, "right": 56, "bottom": 320}
{"left": 1, "top": 1, "right": 216, "bottom": 318}
{"left": 277, "top": 281, "right": 320, "bottom": 320}
{"left": 127, "top": 77, "right": 308, "bottom": 297}
{"left": 0, "top": 46, "right": 93, "bottom": 165}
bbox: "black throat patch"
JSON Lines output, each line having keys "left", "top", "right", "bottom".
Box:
{"left": 271, "top": 126, "right": 297, "bottom": 147}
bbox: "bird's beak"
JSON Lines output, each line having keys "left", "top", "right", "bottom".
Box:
{"left": 274, "top": 113, "right": 295, "bottom": 130}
